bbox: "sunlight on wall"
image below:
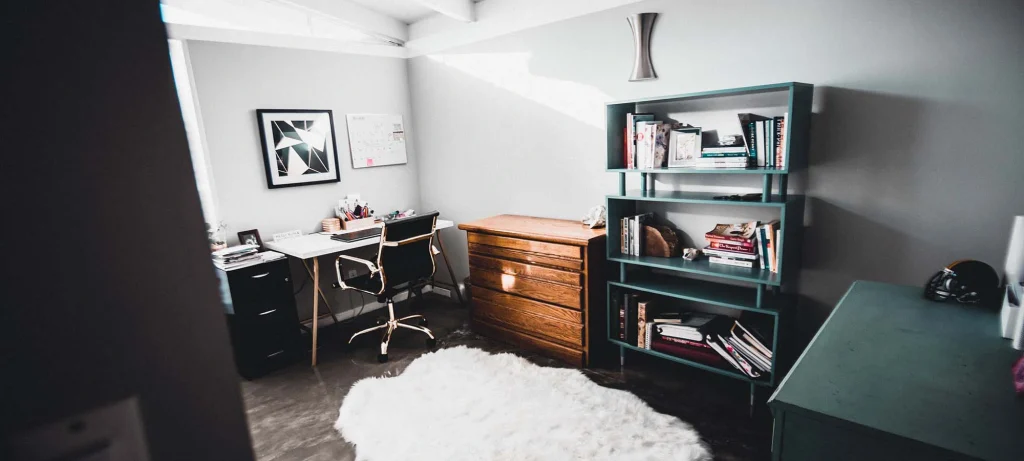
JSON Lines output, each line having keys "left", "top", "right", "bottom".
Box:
{"left": 427, "top": 52, "right": 611, "bottom": 128}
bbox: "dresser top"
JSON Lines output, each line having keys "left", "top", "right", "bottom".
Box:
{"left": 458, "top": 215, "right": 605, "bottom": 246}
{"left": 769, "top": 280, "right": 1024, "bottom": 461}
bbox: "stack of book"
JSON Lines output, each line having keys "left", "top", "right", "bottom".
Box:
{"left": 623, "top": 113, "right": 675, "bottom": 169}
{"left": 737, "top": 112, "right": 788, "bottom": 169}
{"left": 704, "top": 220, "right": 781, "bottom": 272}
{"left": 697, "top": 139, "right": 750, "bottom": 169}
{"left": 211, "top": 244, "right": 260, "bottom": 270}
{"left": 619, "top": 213, "right": 653, "bottom": 256}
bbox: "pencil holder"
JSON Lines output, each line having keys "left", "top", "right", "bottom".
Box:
{"left": 342, "top": 217, "right": 376, "bottom": 230}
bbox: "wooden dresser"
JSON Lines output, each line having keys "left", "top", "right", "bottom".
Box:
{"left": 458, "top": 215, "right": 606, "bottom": 367}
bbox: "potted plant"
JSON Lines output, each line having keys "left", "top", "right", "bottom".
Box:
{"left": 207, "top": 221, "right": 227, "bottom": 252}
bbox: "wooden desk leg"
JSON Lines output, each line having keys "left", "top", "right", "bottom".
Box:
{"left": 436, "top": 232, "right": 466, "bottom": 306}
{"left": 302, "top": 259, "right": 339, "bottom": 325}
{"left": 311, "top": 257, "right": 319, "bottom": 367}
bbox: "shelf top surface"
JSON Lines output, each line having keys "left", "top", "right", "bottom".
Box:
{"left": 608, "top": 190, "right": 801, "bottom": 207}
{"left": 769, "top": 281, "right": 1024, "bottom": 461}
{"left": 607, "top": 167, "right": 789, "bottom": 175}
{"left": 610, "top": 253, "right": 781, "bottom": 286}
{"left": 606, "top": 82, "right": 812, "bottom": 106}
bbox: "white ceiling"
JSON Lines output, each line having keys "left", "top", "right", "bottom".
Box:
{"left": 162, "top": 0, "right": 643, "bottom": 58}
{"left": 345, "top": 0, "right": 436, "bottom": 24}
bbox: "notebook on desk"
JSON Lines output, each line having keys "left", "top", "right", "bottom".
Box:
{"left": 330, "top": 227, "right": 382, "bottom": 243}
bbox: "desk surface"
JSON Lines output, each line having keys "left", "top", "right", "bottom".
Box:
{"left": 264, "top": 219, "right": 453, "bottom": 259}
{"left": 769, "top": 281, "right": 1024, "bottom": 461}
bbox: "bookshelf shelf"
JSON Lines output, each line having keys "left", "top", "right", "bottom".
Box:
{"left": 607, "top": 167, "right": 789, "bottom": 175}
{"left": 609, "top": 338, "right": 773, "bottom": 387}
{"left": 609, "top": 274, "right": 779, "bottom": 316}
{"left": 605, "top": 82, "right": 812, "bottom": 411}
{"left": 608, "top": 191, "right": 798, "bottom": 207}
{"left": 610, "top": 253, "right": 781, "bottom": 286}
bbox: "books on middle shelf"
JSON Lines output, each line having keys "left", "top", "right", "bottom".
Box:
{"left": 705, "top": 220, "right": 781, "bottom": 273}
{"left": 619, "top": 213, "right": 653, "bottom": 256}
{"left": 623, "top": 303, "right": 774, "bottom": 379}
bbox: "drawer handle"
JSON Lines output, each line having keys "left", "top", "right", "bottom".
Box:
{"left": 266, "top": 350, "right": 284, "bottom": 358}
{"left": 258, "top": 309, "right": 277, "bottom": 316}
{"left": 251, "top": 272, "right": 270, "bottom": 279}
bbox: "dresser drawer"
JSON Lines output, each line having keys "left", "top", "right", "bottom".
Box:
{"left": 468, "top": 243, "right": 583, "bottom": 271}
{"left": 468, "top": 232, "right": 582, "bottom": 260}
{"left": 473, "top": 318, "right": 584, "bottom": 365}
{"left": 469, "top": 254, "right": 581, "bottom": 286}
{"left": 473, "top": 298, "right": 582, "bottom": 347}
{"left": 472, "top": 286, "right": 581, "bottom": 323}
{"left": 470, "top": 268, "right": 582, "bottom": 309}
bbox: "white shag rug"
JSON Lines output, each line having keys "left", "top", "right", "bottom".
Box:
{"left": 336, "top": 346, "right": 711, "bottom": 461}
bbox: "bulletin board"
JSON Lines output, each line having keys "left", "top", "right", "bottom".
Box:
{"left": 345, "top": 113, "right": 408, "bottom": 169}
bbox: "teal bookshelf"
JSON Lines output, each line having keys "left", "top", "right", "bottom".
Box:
{"left": 606, "top": 82, "right": 812, "bottom": 409}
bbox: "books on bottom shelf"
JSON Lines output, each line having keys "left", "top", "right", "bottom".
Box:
{"left": 625, "top": 305, "right": 773, "bottom": 379}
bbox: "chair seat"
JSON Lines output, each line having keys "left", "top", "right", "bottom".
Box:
{"left": 346, "top": 273, "right": 384, "bottom": 294}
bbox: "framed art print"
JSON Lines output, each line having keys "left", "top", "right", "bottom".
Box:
{"left": 668, "top": 127, "right": 701, "bottom": 168}
{"left": 256, "top": 109, "right": 340, "bottom": 189}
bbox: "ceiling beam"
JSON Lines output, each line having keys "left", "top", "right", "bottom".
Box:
{"left": 271, "top": 0, "right": 409, "bottom": 44}
{"left": 411, "top": 0, "right": 474, "bottom": 23}
{"left": 166, "top": 24, "right": 408, "bottom": 58}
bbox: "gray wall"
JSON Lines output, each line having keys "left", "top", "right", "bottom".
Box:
{"left": 409, "top": 0, "right": 1024, "bottom": 336}
{"left": 187, "top": 41, "right": 420, "bottom": 320}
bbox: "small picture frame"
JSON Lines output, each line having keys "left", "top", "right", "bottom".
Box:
{"left": 668, "top": 127, "right": 701, "bottom": 168}
{"left": 237, "top": 229, "right": 264, "bottom": 250}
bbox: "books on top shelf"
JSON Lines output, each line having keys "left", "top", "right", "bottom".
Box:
{"left": 738, "top": 112, "right": 788, "bottom": 169}
{"left": 623, "top": 303, "right": 774, "bottom": 379}
{"left": 704, "top": 220, "right": 781, "bottom": 272}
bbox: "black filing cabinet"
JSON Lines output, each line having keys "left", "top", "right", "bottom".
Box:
{"left": 217, "top": 257, "right": 303, "bottom": 379}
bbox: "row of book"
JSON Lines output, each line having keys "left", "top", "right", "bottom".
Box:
{"left": 738, "top": 113, "right": 788, "bottom": 169}
{"left": 617, "top": 294, "right": 773, "bottom": 379}
{"left": 619, "top": 213, "right": 653, "bottom": 256}
{"left": 624, "top": 113, "right": 669, "bottom": 170}
{"left": 704, "top": 221, "right": 781, "bottom": 272}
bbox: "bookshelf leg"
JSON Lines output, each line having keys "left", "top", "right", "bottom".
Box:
{"left": 619, "top": 346, "right": 625, "bottom": 368}
{"left": 640, "top": 173, "right": 648, "bottom": 193}
{"left": 749, "top": 383, "right": 757, "bottom": 417}
{"left": 778, "top": 174, "right": 788, "bottom": 200}
{"left": 618, "top": 172, "right": 625, "bottom": 195}
{"left": 756, "top": 284, "right": 764, "bottom": 309}
{"left": 762, "top": 174, "right": 773, "bottom": 202}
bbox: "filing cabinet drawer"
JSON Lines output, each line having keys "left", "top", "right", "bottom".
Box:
{"left": 471, "top": 286, "right": 582, "bottom": 324}
{"left": 473, "top": 298, "right": 583, "bottom": 347}
{"left": 470, "top": 268, "right": 582, "bottom": 310}
{"left": 469, "top": 254, "right": 581, "bottom": 286}
{"left": 468, "top": 243, "right": 583, "bottom": 271}
{"left": 467, "top": 232, "right": 582, "bottom": 260}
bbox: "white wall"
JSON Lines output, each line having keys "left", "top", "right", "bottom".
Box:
{"left": 187, "top": 40, "right": 420, "bottom": 319}
{"left": 409, "top": 0, "right": 1024, "bottom": 336}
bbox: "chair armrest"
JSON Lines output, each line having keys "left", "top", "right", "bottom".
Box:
{"left": 334, "top": 254, "right": 379, "bottom": 289}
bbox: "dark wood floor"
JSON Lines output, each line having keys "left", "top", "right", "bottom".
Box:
{"left": 241, "top": 295, "right": 773, "bottom": 461}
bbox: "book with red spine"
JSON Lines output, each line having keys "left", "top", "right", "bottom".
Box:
{"left": 709, "top": 240, "right": 756, "bottom": 253}
{"left": 660, "top": 335, "right": 713, "bottom": 350}
{"left": 650, "top": 337, "right": 726, "bottom": 365}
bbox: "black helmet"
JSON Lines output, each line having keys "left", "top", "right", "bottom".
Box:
{"left": 924, "top": 260, "right": 1000, "bottom": 305}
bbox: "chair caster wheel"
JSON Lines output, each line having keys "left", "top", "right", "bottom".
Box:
{"left": 418, "top": 318, "right": 429, "bottom": 327}
{"left": 426, "top": 337, "right": 437, "bottom": 349}
{"left": 377, "top": 353, "right": 388, "bottom": 363}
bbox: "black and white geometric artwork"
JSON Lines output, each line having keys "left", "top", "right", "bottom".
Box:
{"left": 256, "top": 109, "right": 340, "bottom": 189}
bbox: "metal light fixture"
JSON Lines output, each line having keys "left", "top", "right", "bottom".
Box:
{"left": 627, "top": 13, "right": 658, "bottom": 81}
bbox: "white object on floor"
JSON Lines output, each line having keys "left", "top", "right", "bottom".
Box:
{"left": 336, "top": 346, "right": 711, "bottom": 461}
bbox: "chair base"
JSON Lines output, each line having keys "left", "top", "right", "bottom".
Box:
{"left": 349, "top": 298, "right": 435, "bottom": 360}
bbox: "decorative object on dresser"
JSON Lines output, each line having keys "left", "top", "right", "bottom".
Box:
{"left": 215, "top": 255, "right": 303, "bottom": 379}
{"left": 256, "top": 109, "right": 340, "bottom": 189}
{"left": 606, "top": 82, "right": 812, "bottom": 412}
{"left": 336, "top": 347, "right": 711, "bottom": 461}
{"left": 458, "top": 215, "right": 608, "bottom": 367}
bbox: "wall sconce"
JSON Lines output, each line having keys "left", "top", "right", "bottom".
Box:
{"left": 627, "top": 13, "right": 658, "bottom": 81}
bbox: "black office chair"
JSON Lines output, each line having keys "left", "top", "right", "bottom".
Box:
{"left": 333, "top": 211, "right": 440, "bottom": 362}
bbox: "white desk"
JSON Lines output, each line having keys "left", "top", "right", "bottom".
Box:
{"left": 264, "top": 219, "right": 457, "bottom": 366}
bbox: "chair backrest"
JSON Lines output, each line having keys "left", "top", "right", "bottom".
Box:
{"left": 377, "top": 211, "right": 439, "bottom": 289}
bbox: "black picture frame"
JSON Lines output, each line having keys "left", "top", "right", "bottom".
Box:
{"left": 256, "top": 109, "right": 341, "bottom": 189}
{"left": 237, "top": 229, "right": 264, "bottom": 250}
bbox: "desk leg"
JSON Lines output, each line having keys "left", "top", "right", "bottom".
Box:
{"left": 302, "top": 259, "right": 339, "bottom": 325}
{"left": 311, "top": 258, "right": 320, "bottom": 367}
{"left": 436, "top": 232, "right": 466, "bottom": 306}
